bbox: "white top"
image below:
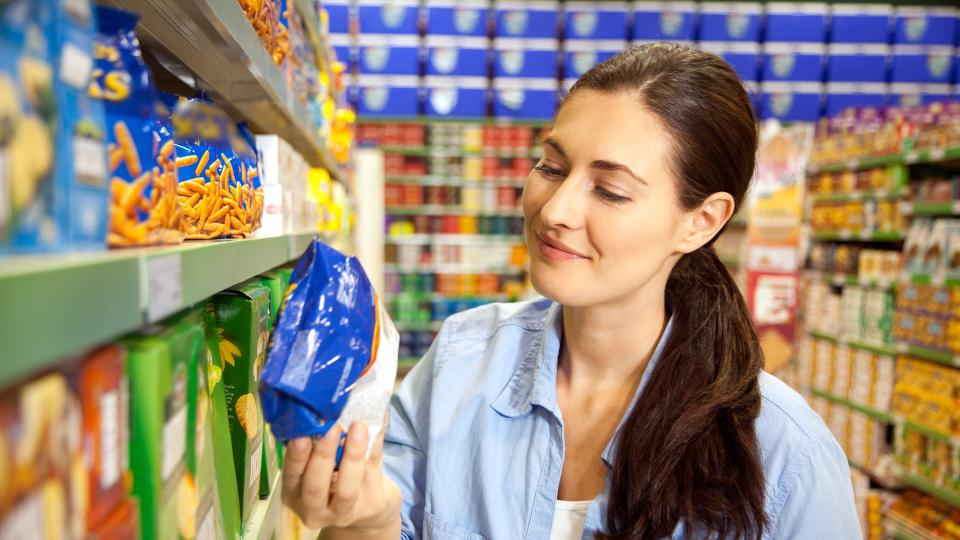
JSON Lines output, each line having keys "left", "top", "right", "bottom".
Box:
{"left": 549, "top": 500, "right": 592, "bottom": 540}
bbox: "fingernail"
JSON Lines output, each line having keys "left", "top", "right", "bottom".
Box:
{"left": 289, "top": 438, "right": 310, "bottom": 453}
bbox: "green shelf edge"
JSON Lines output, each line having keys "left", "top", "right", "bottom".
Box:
{"left": 379, "top": 145, "right": 535, "bottom": 158}
{"left": 900, "top": 343, "right": 959, "bottom": 367}
{"left": 809, "top": 147, "right": 960, "bottom": 175}
{"left": 811, "top": 230, "right": 905, "bottom": 242}
{"left": 811, "top": 190, "right": 904, "bottom": 204}
{"left": 899, "top": 472, "right": 960, "bottom": 509}
{"left": 904, "top": 274, "right": 960, "bottom": 288}
{"left": 385, "top": 206, "right": 523, "bottom": 217}
{"left": 901, "top": 419, "right": 957, "bottom": 445}
{"left": 360, "top": 116, "right": 550, "bottom": 127}
{"left": 910, "top": 201, "right": 957, "bottom": 217}
{"left": 394, "top": 320, "right": 442, "bottom": 332}
{"left": 398, "top": 357, "right": 420, "bottom": 369}
{"left": 808, "top": 388, "right": 893, "bottom": 423}
{"left": 385, "top": 175, "right": 526, "bottom": 187}
{"left": 0, "top": 232, "right": 319, "bottom": 387}
{"left": 807, "top": 330, "right": 897, "bottom": 357}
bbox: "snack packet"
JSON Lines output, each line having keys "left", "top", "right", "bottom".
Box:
{"left": 260, "top": 238, "right": 399, "bottom": 459}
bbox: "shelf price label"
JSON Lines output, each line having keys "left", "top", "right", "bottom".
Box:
{"left": 146, "top": 254, "right": 183, "bottom": 323}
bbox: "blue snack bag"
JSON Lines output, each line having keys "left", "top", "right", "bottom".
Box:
{"left": 260, "top": 238, "right": 399, "bottom": 457}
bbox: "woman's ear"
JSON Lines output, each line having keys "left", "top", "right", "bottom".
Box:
{"left": 676, "top": 192, "right": 735, "bottom": 254}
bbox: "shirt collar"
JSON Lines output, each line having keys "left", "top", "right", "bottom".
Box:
{"left": 490, "top": 302, "right": 674, "bottom": 467}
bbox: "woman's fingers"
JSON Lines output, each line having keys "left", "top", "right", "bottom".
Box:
{"left": 329, "top": 421, "right": 369, "bottom": 515}
{"left": 281, "top": 437, "right": 312, "bottom": 503}
{"left": 298, "top": 424, "right": 342, "bottom": 511}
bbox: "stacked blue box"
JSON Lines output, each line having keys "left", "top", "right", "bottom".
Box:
{"left": 830, "top": 4, "right": 891, "bottom": 44}
{"left": 632, "top": 2, "right": 698, "bottom": 45}
{"left": 495, "top": 0, "right": 560, "bottom": 40}
{"left": 494, "top": 38, "right": 558, "bottom": 79}
{"left": 699, "top": 41, "right": 761, "bottom": 84}
{"left": 890, "top": 45, "right": 955, "bottom": 85}
{"left": 493, "top": 77, "right": 559, "bottom": 119}
{"left": 424, "top": 76, "right": 488, "bottom": 118}
{"left": 425, "top": 0, "right": 490, "bottom": 37}
{"left": 825, "top": 83, "right": 888, "bottom": 116}
{"left": 698, "top": 2, "right": 763, "bottom": 43}
{"left": 329, "top": 33, "right": 355, "bottom": 66}
{"left": 759, "top": 81, "right": 823, "bottom": 122}
{"left": 324, "top": 0, "right": 353, "bottom": 35}
{"left": 893, "top": 6, "right": 957, "bottom": 47}
{"left": 890, "top": 83, "right": 953, "bottom": 107}
{"left": 425, "top": 36, "right": 488, "bottom": 77}
{"left": 354, "top": 75, "right": 420, "bottom": 116}
{"left": 562, "top": 1, "right": 628, "bottom": 89}
{"left": 764, "top": 3, "right": 828, "bottom": 44}
{"left": 357, "top": 34, "right": 420, "bottom": 75}
{"left": 356, "top": 0, "right": 419, "bottom": 35}
{"left": 827, "top": 44, "right": 889, "bottom": 83}
{"left": 762, "top": 42, "right": 826, "bottom": 82}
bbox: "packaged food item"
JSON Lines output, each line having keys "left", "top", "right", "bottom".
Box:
{"left": 210, "top": 281, "right": 271, "bottom": 523}
{"left": 86, "top": 497, "right": 140, "bottom": 540}
{"left": 261, "top": 238, "right": 400, "bottom": 463}
{"left": 90, "top": 7, "right": 183, "bottom": 247}
{"left": 121, "top": 316, "right": 198, "bottom": 540}
{"left": 237, "top": 0, "right": 287, "bottom": 65}
{"left": 172, "top": 98, "right": 259, "bottom": 239}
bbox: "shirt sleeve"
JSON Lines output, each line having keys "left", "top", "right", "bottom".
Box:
{"left": 769, "top": 435, "right": 863, "bottom": 539}
{"left": 383, "top": 337, "right": 440, "bottom": 540}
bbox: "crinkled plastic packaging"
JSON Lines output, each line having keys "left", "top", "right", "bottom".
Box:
{"left": 260, "top": 238, "right": 399, "bottom": 459}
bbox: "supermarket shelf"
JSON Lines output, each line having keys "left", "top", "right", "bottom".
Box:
{"left": 386, "top": 206, "right": 523, "bottom": 217}
{"left": 903, "top": 200, "right": 960, "bottom": 217}
{"left": 380, "top": 145, "right": 534, "bottom": 158}
{"left": 386, "top": 175, "right": 526, "bottom": 188}
{"left": 810, "top": 230, "right": 905, "bottom": 242}
{"left": 395, "top": 320, "right": 443, "bottom": 332}
{"left": 361, "top": 116, "right": 550, "bottom": 127}
{"left": 896, "top": 417, "right": 960, "bottom": 446}
{"left": 895, "top": 342, "right": 960, "bottom": 367}
{"left": 242, "top": 474, "right": 283, "bottom": 540}
{"left": 386, "top": 234, "right": 524, "bottom": 245}
{"left": 384, "top": 263, "right": 525, "bottom": 275}
{"left": 385, "top": 292, "right": 510, "bottom": 303}
{"left": 808, "top": 387, "right": 893, "bottom": 423}
{"left": 808, "top": 147, "right": 960, "bottom": 174}
{"left": 886, "top": 512, "right": 940, "bottom": 540}
{"left": 105, "top": 0, "right": 342, "bottom": 179}
{"left": 807, "top": 270, "right": 895, "bottom": 290}
{"left": 901, "top": 273, "right": 960, "bottom": 288}
{"left": 899, "top": 472, "right": 960, "bottom": 509}
{"left": 904, "top": 146, "right": 960, "bottom": 166}
{"left": 810, "top": 189, "right": 904, "bottom": 204}
{"left": 0, "top": 231, "right": 320, "bottom": 386}
{"left": 806, "top": 329, "right": 897, "bottom": 357}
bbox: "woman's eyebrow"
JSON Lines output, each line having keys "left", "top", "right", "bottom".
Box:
{"left": 590, "top": 160, "right": 647, "bottom": 185}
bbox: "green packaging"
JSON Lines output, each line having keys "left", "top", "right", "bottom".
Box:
{"left": 255, "top": 271, "right": 285, "bottom": 330}
{"left": 122, "top": 316, "right": 195, "bottom": 540}
{"left": 200, "top": 305, "right": 242, "bottom": 539}
{"left": 211, "top": 281, "right": 269, "bottom": 523}
{"left": 254, "top": 269, "right": 287, "bottom": 495}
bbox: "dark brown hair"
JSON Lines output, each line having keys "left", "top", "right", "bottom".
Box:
{"left": 565, "top": 43, "right": 766, "bottom": 539}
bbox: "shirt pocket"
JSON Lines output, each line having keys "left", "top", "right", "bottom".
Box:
{"left": 423, "top": 510, "right": 487, "bottom": 540}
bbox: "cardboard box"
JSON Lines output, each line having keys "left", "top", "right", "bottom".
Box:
{"left": 354, "top": 75, "right": 420, "bottom": 117}
{"left": 200, "top": 304, "right": 241, "bottom": 539}
{"left": 493, "top": 77, "right": 558, "bottom": 120}
{"left": 764, "top": 2, "right": 828, "bottom": 43}
{"left": 425, "top": 0, "right": 490, "bottom": 37}
{"left": 357, "top": 34, "right": 420, "bottom": 75}
{"left": 356, "top": 0, "right": 419, "bottom": 35}
{"left": 122, "top": 317, "right": 196, "bottom": 540}
{"left": 825, "top": 83, "right": 888, "bottom": 117}
{"left": 493, "top": 38, "right": 559, "bottom": 79}
{"left": 632, "top": 1, "right": 697, "bottom": 43}
{"left": 893, "top": 6, "right": 957, "bottom": 46}
{"left": 425, "top": 36, "right": 489, "bottom": 77}
{"left": 698, "top": 2, "right": 763, "bottom": 42}
{"left": 698, "top": 41, "right": 761, "bottom": 83}
{"left": 563, "top": 1, "right": 629, "bottom": 41}
{"left": 494, "top": 0, "right": 560, "bottom": 39}
{"left": 323, "top": 0, "right": 353, "bottom": 34}
{"left": 829, "top": 4, "right": 892, "bottom": 44}
{"left": 762, "top": 42, "right": 826, "bottom": 82}
{"left": 424, "top": 76, "right": 488, "bottom": 118}
{"left": 891, "top": 45, "right": 955, "bottom": 84}
{"left": 759, "top": 82, "right": 823, "bottom": 122}
{"left": 254, "top": 271, "right": 286, "bottom": 331}
{"left": 210, "top": 281, "right": 270, "bottom": 525}
{"left": 827, "top": 44, "right": 890, "bottom": 83}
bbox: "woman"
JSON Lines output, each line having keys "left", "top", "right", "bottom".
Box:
{"left": 281, "top": 43, "right": 861, "bottom": 539}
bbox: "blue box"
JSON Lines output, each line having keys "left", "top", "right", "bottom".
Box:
{"left": 424, "top": 76, "right": 488, "bottom": 117}
{"left": 762, "top": 43, "right": 826, "bottom": 82}
{"left": 698, "top": 2, "right": 763, "bottom": 42}
{"left": 493, "top": 77, "right": 558, "bottom": 119}
{"left": 495, "top": 0, "right": 560, "bottom": 39}
{"left": 564, "top": 1, "right": 629, "bottom": 41}
{"left": 494, "top": 38, "right": 559, "bottom": 78}
{"left": 562, "top": 40, "right": 625, "bottom": 80}
{"left": 829, "top": 4, "right": 892, "bottom": 44}
{"left": 764, "top": 3, "right": 828, "bottom": 43}
{"left": 894, "top": 6, "right": 957, "bottom": 46}
{"left": 891, "top": 46, "right": 956, "bottom": 84}
{"left": 329, "top": 33, "right": 354, "bottom": 65}
{"left": 824, "top": 83, "right": 888, "bottom": 116}
{"left": 699, "top": 41, "right": 761, "bottom": 82}
{"left": 425, "top": 0, "right": 489, "bottom": 37}
{"left": 324, "top": 0, "right": 353, "bottom": 34}
{"left": 632, "top": 1, "right": 697, "bottom": 43}
{"left": 355, "top": 75, "right": 420, "bottom": 116}
{"left": 357, "top": 34, "right": 420, "bottom": 75}
{"left": 890, "top": 83, "right": 954, "bottom": 106}
{"left": 826, "top": 44, "right": 889, "bottom": 83}
{"left": 357, "top": 0, "right": 419, "bottom": 35}
{"left": 759, "top": 82, "right": 823, "bottom": 121}
{"left": 425, "top": 36, "right": 488, "bottom": 76}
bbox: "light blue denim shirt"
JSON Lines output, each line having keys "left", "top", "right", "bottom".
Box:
{"left": 383, "top": 299, "right": 861, "bottom": 539}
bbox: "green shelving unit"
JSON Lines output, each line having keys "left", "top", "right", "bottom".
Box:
{"left": 0, "top": 232, "right": 320, "bottom": 386}
{"left": 811, "top": 189, "right": 904, "bottom": 204}
{"left": 808, "top": 147, "right": 960, "bottom": 175}
{"left": 907, "top": 201, "right": 960, "bottom": 217}
{"left": 902, "top": 273, "right": 960, "bottom": 288}
{"left": 808, "top": 388, "right": 893, "bottom": 423}
{"left": 809, "top": 270, "right": 895, "bottom": 290}
{"left": 386, "top": 234, "right": 524, "bottom": 245}
{"left": 811, "top": 230, "right": 905, "bottom": 242}
{"left": 381, "top": 145, "right": 534, "bottom": 158}
{"left": 899, "top": 472, "right": 960, "bottom": 509}
{"left": 896, "top": 343, "right": 960, "bottom": 367}
{"left": 899, "top": 418, "right": 958, "bottom": 446}
{"left": 386, "top": 205, "right": 523, "bottom": 217}
{"left": 386, "top": 292, "right": 510, "bottom": 303}
{"left": 807, "top": 330, "right": 897, "bottom": 357}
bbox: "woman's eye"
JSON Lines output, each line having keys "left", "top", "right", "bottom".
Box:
{"left": 534, "top": 165, "right": 565, "bottom": 179}
{"left": 595, "top": 188, "right": 630, "bottom": 204}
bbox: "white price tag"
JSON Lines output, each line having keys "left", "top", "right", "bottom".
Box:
{"left": 59, "top": 42, "right": 93, "bottom": 90}
{"left": 73, "top": 136, "right": 106, "bottom": 186}
{"left": 147, "top": 254, "right": 183, "bottom": 323}
{"left": 904, "top": 151, "right": 919, "bottom": 163}
{"left": 161, "top": 406, "right": 187, "bottom": 481}
{"left": 99, "top": 390, "right": 121, "bottom": 489}
{"left": 839, "top": 230, "right": 852, "bottom": 240}
{"left": 930, "top": 148, "right": 946, "bottom": 162}
{"left": 951, "top": 201, "right": 960, "bottom": 215}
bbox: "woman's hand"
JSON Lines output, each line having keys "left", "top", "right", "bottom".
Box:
{"left": 281, "top": 421, "right": 402, "bottom": 534}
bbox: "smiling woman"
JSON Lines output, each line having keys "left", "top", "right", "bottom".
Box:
{"left": 280, "top": 43, "right": 861, "bottom": 540}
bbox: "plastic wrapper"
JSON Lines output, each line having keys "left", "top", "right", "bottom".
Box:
{"left": 92, "top": 6, "right": 183, "bottom": 247}
{"left": 260, "top": 238, "right": 399, "bottom": 459}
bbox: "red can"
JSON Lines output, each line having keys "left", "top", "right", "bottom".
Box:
{"left": 498, "top": 186, "right": 517, "bottom": 208}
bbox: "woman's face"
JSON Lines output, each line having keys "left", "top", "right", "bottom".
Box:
{"left": 522, "top": 90, "right": 694, "bottom": 308}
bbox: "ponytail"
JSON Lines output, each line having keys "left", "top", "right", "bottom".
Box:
{"left": 599, "top": 245, "right": 766, "bottom": 540}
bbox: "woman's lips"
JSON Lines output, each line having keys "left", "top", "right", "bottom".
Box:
{"left": 537, "top": 234, "right": 589, "bottom": 261}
